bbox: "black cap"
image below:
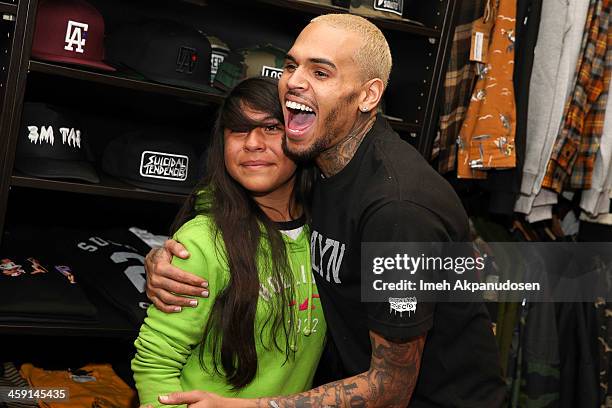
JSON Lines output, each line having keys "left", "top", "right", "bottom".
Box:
{"left": 102, "top": 128, "right": 199, "bottom": 194}
{"left": 106, "top": 19, "right": 219, "bottom": 93}
{"left": 15, "top": 103, "right": 99, "bottom": 183}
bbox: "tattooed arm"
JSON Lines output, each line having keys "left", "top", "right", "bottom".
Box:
{"left": 158, "top": 330, "right": 426, "bottom": 408}
{"left": 253, "top": 330, "right": 425, "bottom": 408}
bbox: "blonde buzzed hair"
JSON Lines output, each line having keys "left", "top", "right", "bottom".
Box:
{"left": 311, "top": 13, "right": 392, "bottom": 87}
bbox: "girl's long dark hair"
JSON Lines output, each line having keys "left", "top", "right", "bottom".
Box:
{"left": 171, "top": 77, "right": 314, "bottom": 389}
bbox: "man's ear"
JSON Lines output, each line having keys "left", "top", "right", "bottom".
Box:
{"left": 359, "top": 78, "right": 385, "bottom": 113}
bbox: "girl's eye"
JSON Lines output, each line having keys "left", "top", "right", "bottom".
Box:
{"left": 284, "top": 63, "right": 297, "bottom": 72}
{"left": 264, "top": 125, "right": 282, "bottom": 132}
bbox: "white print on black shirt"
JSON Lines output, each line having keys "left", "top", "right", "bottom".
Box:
{"left": 77, "top": 236, "right": 149, "bottom": 309}
{"left": 310, "top": 230, "right": 344, "bottom": 283}
{"left": 140, "top": 151, "right": 188, "bottom": 181}
{"left": 64, "top": 20, "right": 89, "bottom": 54}
{"left": 27, "top": 126, "right": 81, "bottom": 147}
{"left": 111, "top": 252, "right": 146, "bottom": 294}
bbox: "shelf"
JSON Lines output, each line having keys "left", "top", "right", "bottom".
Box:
{"left": 28, "top": 60, "right": 226, "bottom": 105}
{"left": 28, "top": 61, "right": 422, "bottom": 138}
{"left": 0, "top": 2, "right": 16, "bottom": 15}
{"left": 11, "top": 172, "right": 188, "bottom": 204}
{"left": 0, "top": 286, "right": 138, "bottom": 338}
{"left": 254, "top": 0, "right": 441, "bottom": 38}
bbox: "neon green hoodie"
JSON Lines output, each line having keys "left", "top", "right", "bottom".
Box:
{"left": 132, "top": 215, "right": 326, "bottom": 407}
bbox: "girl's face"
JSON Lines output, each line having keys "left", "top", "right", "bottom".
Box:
{"left": 224, "top": 106, "right": 297, "bottom": 196}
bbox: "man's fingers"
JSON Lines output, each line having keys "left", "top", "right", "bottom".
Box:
{"left": 148, "top": 295, "right": 182, "bottom": 313}
{"left": 155, "top": 288, "right": 202, "bottom": 308}
{"left": 152, "top": 274, "right": 209, "bottom": 298}
{"left": 159, "top": 390, "right": 209, "bottom": 405}
{"left": 153, "top": 264, "right": 208, "bottom": 289}
{"left": 164, "top": 239, "right": 190, "bottom": 259}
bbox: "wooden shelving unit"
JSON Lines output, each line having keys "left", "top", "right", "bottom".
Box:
{"left": 0, "top": 287, "right": 138, "bottom": 338}
{"left": 0, "top": 0, "right": 458, "bottom": 341}
{"left": 254, "top": 0, "right": 441, "bottom": 37}
{"left": 29, "top": 60, "right": 225, "bottom": 105}
{"left": 11, "top": 172, "right": 188, "bottom": 204}
{"left": 0, "top": 2, "right": 17, "bottom": 15}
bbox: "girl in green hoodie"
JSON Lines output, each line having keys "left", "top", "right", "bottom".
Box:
{"left": 132, "top": 77, "right": 326, "bottom": 407}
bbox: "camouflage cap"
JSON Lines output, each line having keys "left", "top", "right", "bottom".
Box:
{"left": 213, "top": 44, "right": 286, "bottom": 92}
{"left": 349, "top": 0, "right": 404, "bottom": 21}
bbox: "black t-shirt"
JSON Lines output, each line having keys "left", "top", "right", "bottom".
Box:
{"left": 60, "top": 227, "right": 153, "bottom": 328}
{"left": 311, "top": 116, "right": 505, "bottom": 407}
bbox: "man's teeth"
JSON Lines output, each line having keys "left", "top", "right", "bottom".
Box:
{"left": 285, "top": 100, "right": 314, "bottom": 113}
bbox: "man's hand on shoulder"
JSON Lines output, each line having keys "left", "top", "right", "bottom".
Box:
{"left": 144, "top": 239, "right": 209, "bottom": 313}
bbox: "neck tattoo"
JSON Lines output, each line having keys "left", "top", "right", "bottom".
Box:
{"left": 317, "top": 115, "right": 376, "bottom": 178}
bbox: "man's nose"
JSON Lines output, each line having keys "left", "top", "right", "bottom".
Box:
{"left": 285, "top": 66, "right": 308, "bottom": 91}
{"left": 244, "top": 128, "right": 266, "bottom": 151}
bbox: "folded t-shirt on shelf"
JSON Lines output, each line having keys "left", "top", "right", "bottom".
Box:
{"left": 20, "top": 363, "right": 137, "bottom": 408}
{"left": 55, "top": 227, "right": 154, "bottom": 328}
{"left": 0, "top": 255, "right": 98, "bottom": 323}
{"left": 2, "top": 224, "right": 164, "bottom": 328}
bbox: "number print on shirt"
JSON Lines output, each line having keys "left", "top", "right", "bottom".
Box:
{"left": 310, "top": 230, "right": 345, "bottom": 283}
{"left": 289, "top": 317, "right": 321, "bottom": 334}
{"left": 77, "top": 236, "right": 146, "bottom": 295}
{"left": 111, "top": 252, "right": 146, "bottom": 294}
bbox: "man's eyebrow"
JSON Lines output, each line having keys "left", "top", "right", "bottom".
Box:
{"left": 284, "top": 54, "right": 337, "bottom": 70}
{"left": 309, "top": 58, "right": 337, "bottom": 70}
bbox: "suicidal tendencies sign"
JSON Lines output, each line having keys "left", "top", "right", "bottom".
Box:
{"left": 373, "top": 0, "right": 403, "bottom": 16}
{"left": 140, "top": 151, "right": 189, "bottom": 181}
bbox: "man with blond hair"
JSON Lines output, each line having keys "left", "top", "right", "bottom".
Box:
{"left": 145, "top": 13, "right": 505, "bottom": 407}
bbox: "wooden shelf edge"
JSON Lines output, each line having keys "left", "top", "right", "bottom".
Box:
{"left": 0, "top": 2, "right": 17, "bottom": 15}
{"left": 11, "top": 174, "right": 188, "bottom": 204}
{"left": 255, "top": 0, "right": 440, "bottom": 37}
{"left": 0, "top": 322, "right": 137, "bottom": 337}
{"left": 28, "top": 60, "right": 226, "bottom": 104}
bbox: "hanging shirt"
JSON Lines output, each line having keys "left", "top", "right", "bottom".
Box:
{"left": 436, "top": 0, "right": 485, "bottom": 173}
{"left": 457, "top": 0, "right": 517, "bottom": 179}
{"left": 542, "top": 0, "right": 611, "bottom": 192}
{"left": 515, "top": 0, "right": 591, "bottom": 218}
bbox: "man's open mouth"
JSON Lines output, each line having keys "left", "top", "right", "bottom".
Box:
{"left": 285, "top": 100, "right": 316, "bottom": 136}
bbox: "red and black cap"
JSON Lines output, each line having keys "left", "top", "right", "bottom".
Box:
{"left": 31, "top": 0, "right": 115, "bottom": 71}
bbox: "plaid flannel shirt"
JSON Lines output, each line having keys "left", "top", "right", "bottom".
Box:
{"left": 542, "top": 0, "right": 611, "bottom": 192}
{"left": 436, "top": 0, "right": 484, "bottom": 173}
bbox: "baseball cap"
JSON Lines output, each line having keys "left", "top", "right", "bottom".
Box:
{"left": 106, "top": 19, "right": 218, "bottom": 92}
{"left": 213, "top": 44, "right": 286, "bottom": 92}
{"left": 350, "top": 0, "right": 404, "bottom": 20}
{"left": 15, "top": 103, "right": 100, "bottom": 184}
{"left": 208, "top": 35, "right": 230, "bottom": 85}
{"left": 102, "top": 128, "right": 198, "bottom": 194}
{"left": 31, "top": 0, "right": 115, "bottom": 71}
